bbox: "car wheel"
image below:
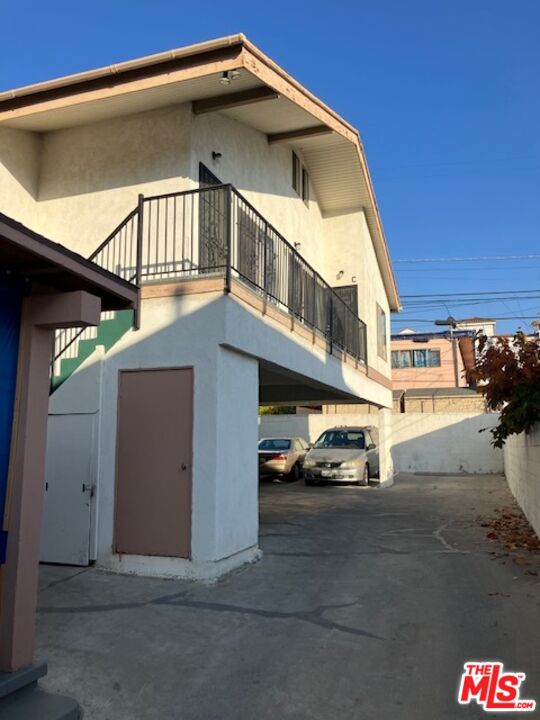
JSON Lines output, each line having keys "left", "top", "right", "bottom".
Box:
{"left": 288, "top": 463, "right": 301, "bottom": 482}
{"left": 358, "top": 463, "right": 369, "bottom": 486}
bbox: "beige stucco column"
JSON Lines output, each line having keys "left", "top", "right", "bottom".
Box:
{"left": 0, "top": 291, "right": 101, "bottom": 672}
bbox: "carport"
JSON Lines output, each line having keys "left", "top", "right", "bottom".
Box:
{"left": 257, "top": 359, "right": 390, "bottom": 536}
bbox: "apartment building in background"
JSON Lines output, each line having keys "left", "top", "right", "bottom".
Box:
{"left": 390, "top": 328, "right": 485, "bottom": 413}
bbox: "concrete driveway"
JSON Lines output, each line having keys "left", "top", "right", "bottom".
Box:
{"left": 37, "top": 474, "right": 539, "bottom": 719}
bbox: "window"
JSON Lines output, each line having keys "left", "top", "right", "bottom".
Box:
{"left": 291, "top": 151, "right": 310, "bottom": 205}
{"left": 302, "top": 167, "right": 310, "bottom": 204}
{"left": 391, "top": 349, "right": 441, "bottom": 369}
{"left": 258, "top": 438, "right": 292, "bottom": 451}
{"left": 314, "top": 430, "right": 365, "bottom": 450}
{"left": 391, "top": 350, "right": 412, "bottom": 369}
{"left": 292, "top": 152, "right": 301, "bottom": 195}
{"left": 415, "top": 349, "right": 441, "bottom": 367}
{"left": 377, "top": 304, "right": 387, "bottom": 360}
{"left": 364, "top": 431, "right": 376, "bottom": 448}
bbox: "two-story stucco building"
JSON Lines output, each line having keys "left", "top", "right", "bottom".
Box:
{"left": 0, "top": 35, "right": 400, "bottom": 579}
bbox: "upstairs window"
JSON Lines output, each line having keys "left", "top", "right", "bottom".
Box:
{"left": 414, "top": 349, "right": 441, "bottom": 368}
{"left": 291, "top": 151, "right": 310, "bottom": 205}
{"left": 391, "top": 350, "right": 412, "bottom": 369}
{"left": 302, "top": 167, "right": 310, "bottom": 204}
{"left": 391, "top": 349, "right": 441, "bottom": 369}
{"left": 377, "top": 304, "right": 387, "bottom": 360}
{"left": 292, "top": 152, "right": 301, "bottom": 195}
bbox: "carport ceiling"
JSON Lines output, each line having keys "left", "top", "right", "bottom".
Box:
{"left": 259, "top": 361, "right": 369, "bottom": 406}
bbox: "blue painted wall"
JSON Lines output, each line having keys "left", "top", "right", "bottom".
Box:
{"left": 0, "top": 277, "right": 23, "bottom": 564}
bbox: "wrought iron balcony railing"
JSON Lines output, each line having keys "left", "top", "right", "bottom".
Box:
{"left": 53, "top": 185, "right": 367, "bottom": 375}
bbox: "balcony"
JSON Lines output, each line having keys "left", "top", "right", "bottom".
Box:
{"left": 53, "top": 185, "right": 367, "bottom": 385}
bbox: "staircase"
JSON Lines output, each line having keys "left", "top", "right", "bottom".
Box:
{"left": 51, "top": 309, "right": 134, "bottom": 392}
{"left": 0, "top": 664, "right": 80, "bottom": 719}
{"left": 50, "top": 201, "right": 143, "bottom": 394}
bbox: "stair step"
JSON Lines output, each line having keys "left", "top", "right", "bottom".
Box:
{"left": 0, "top": 663, "right": 47, "bottom": 699}
{"left": 0, "top": 687, "right": 80, "bottom": 720}
{"left": 51, "top": 309, "right": 135, "bottom": 393}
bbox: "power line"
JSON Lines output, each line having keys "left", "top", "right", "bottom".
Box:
{"left": 394, "top": 313, "right": 538, "bottom": 325}
{"left": 397, "top": 265, "right": 540, "bottom": 273}
{"left": 401, "top": 288, "right": 540, "bottom": 298}
{"left": 394, "top": 254, "right": 540, "bottom": 264}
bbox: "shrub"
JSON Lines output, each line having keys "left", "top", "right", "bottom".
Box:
{"left": 471, "top": 332, "right": 540, "bottom": 447}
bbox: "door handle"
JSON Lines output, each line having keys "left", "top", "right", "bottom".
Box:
{"left": 82, "top": 483, "right": 95, "bottom": 497}
{"left": 181, "top": 464, "right": 187, "bottom": 471}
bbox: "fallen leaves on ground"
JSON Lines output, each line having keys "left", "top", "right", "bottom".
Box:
{"left": 478, "top": 506, "right": 540, "bottom": 557}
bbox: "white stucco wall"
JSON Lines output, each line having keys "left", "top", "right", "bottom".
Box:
{"left": 35, "top": 105, "right": 193, "bottom": 255}
{"left": 389, "top": 412, "right": 503, "bottom": 474}
{"left": 47, "top": 292, "right": 264, "bottom": 579}
{"left": 191, "top": 112, "right": 325, "bottom": 271}
{"left": 259, "top": 411, "right": 504, "bottom": 476}
{"left": 504, "top": 425, "right": 540, "bottom": 537}
{"left": 0, "top": 126, "right": 41, "bottom": 227}
{"left": 323, "top": 209, "right": 391, "bottom": 377}
{"left": 223, "top": 292, "right": 392, "bottom": 409}
{"left": 214, "top": 347, "right": 259, "bottom": 557}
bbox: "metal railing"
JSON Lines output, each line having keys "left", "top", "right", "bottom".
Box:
{"left": 52, "top": 208, "right": 141, "bottom": 377}
{"left": 52, "top": 184, "right": 367, "bottom": 377}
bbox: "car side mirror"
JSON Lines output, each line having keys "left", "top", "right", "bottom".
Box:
{"left": 367, "top": 443, "right": 376, "bottom": 451}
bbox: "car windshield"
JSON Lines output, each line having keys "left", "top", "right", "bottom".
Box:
{"left": 313, "top": 430, "right": 365, "bottom": 450}
{"left": 258, "top": 439, "right": 291, "bottom": 451}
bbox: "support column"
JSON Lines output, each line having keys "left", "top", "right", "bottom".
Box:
{"left": 0, "top": 317, "right": 51, "bottom": 671}
{"left": 213, "top": 347, "right": 259, "bottom": 563}
{"left": 377, "top": 407, "right": 395, "bottom": 486}
{"left": 0, "top": 291, "right": 101, "bottom": 672}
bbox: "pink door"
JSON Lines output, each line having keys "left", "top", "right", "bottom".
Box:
{"left": 114, "top": 368, "right": 193, "bottom": 558}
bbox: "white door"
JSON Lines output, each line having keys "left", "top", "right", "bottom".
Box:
{"left": 40, "top": 413, "right": 96, "bottom": 565}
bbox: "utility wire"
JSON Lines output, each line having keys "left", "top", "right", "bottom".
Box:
{"left": 393, "top": 316, "right": 540, "bottom": 323}
{"left": 401, "top": 289, "right": 540, "bottom": 298}
{"left": 394, "top": 254, "right": 540, "bottom": 264}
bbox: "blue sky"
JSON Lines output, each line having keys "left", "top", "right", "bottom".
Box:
{"left": 2, "top": 0, "right": 539, "bottom": 333}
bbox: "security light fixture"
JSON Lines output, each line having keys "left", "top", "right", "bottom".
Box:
{"left": 219, "top": 70, "right": 241, "bottom": 85}
{"left": 337, "top": 270, "right": 344, "bottom": 279}
{"left": 212, "top": 151, "right": 222, "bottom": 161}
{"left": 294, "top": 242, "right": 301, "bottom": 249}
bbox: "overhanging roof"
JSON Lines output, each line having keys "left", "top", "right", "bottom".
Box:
{"left": 0, "top": 34, "right": 400, "bottom": 311}
{"left": 0, "top": 213, "right": 138, "bottom": 311}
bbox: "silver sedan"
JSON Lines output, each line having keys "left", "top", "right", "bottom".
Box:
{"left": 258, "top": 437, "right": 310, "bottom": 482}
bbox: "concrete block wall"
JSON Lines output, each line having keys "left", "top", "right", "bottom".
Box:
{"left": 403, "top": 395, "right": 486, "bottom": 414}
{"left": 504, "top": 425, "right": 540, "bottom": 537}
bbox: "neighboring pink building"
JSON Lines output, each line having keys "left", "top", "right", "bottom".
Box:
{"left": 391, "top": 330, "right": 474, "bottom": 390}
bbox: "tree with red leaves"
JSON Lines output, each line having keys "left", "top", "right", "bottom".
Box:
{"left": 471, "top": 332, "right": 540, "bottom": 447}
